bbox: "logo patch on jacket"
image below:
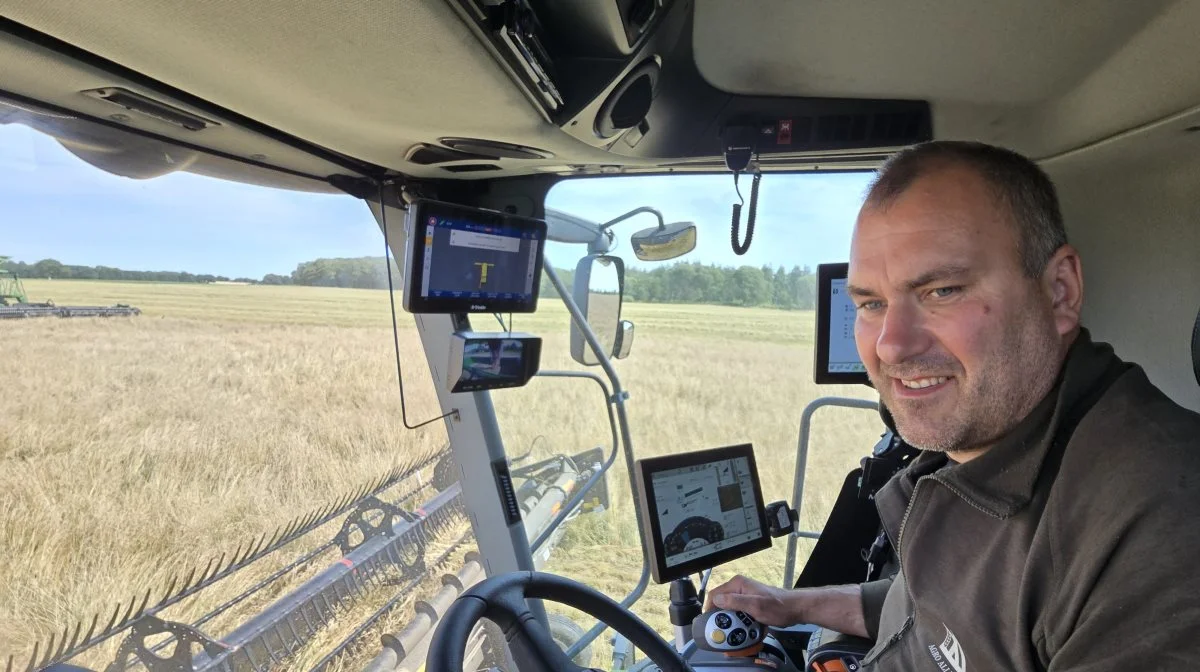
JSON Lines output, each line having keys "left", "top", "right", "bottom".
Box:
{"left": 927, "top": 625, "right": 967, "bottom": 672}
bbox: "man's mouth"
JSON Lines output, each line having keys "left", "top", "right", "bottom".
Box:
{"left": 892, "top": 376, "right": 953, "bottom": 396}
{"left": 901, "top": 376, "right": 949, "bottom": 389}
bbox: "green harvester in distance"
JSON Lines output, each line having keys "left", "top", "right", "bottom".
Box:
{"left": 0, "top": 268, "right": 141, "bottom": 319}
{"left": 0, "top": 269, "right": 28, "bottom": 305}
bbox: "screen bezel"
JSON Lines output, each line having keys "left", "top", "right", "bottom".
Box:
{"left": 814, "top": 262, "right": 870, "bottom": 385}
{"left": 634, "top": 444, "right": 772, "bottom": 584}
{"left": 402, "top": 199, "right": 547, "bottom": 314}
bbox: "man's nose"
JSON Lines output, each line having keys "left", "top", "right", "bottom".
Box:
{"left": 875, "top": 301, "right": 932, "bottom": 366}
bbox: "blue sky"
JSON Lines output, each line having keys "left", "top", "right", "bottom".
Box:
{"left": 0, "top": 123, "right": 872, "bottom": 278}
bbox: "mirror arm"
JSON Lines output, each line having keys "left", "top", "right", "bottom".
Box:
{"left": 598, "top": 206, "right": 665, "bottom": 234}
{"left": 543, "top": 262, "right": 652, "bottom": 598}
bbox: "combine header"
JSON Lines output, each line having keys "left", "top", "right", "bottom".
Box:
{"left": 0, "top": 271, "right": 140, "bottom": 319}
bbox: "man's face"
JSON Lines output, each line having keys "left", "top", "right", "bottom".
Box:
{"left": 848, "top": 165, "right": 1063, "bottom": 455}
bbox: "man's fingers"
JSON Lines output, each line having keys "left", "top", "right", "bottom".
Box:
{"left": 704, "top": 576, "right": 755, "bottom": 613}
{"left": 712, "top": 591, "right": 760, "bottom": 615}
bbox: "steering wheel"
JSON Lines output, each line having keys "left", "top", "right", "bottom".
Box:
{"left": 427, "top": 571, "right": 693, "bottom": 672}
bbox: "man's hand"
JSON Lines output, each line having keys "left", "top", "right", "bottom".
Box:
{"left": 704, "top": 576, "right": 870, "bottom": 638}
{"left": 704, "top": 575, "right": 799, "bottom": 627}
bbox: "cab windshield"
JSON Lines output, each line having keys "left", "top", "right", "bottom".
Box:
{"left": 2, "top": 116, "right": 882, "bottom": 670}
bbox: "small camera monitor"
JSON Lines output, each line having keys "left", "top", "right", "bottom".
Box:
{"left": 633, "top": 444, "right": 771, "bottom": 584}
{"left": 447, "top": 332, "right": 542, "bottom": 394}
{"left": 815, "top": 262, "right": 870, "bottom": 385}
{"left": 402, "top": 199, "right": 547, "bottom": 314}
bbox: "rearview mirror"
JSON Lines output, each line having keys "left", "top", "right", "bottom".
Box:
{"left": 614, "top": 320, "right": 635, "bottom": 359}
{"left": 631, "top": 221, "right": 697, "bottom": 261}
{"left": 570, "top": 255, "right": 624, "bottom": 366}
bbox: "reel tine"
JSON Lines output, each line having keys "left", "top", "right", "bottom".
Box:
{"left": 178, "top": 565, "right": 197, "bottom": 595}
{"left": 82, "top": 610, "right": 101, "bottom": 643}
{"left": 232, "top": 541, "right": 251, "bottom": 565}
{"left": 23, "top": 640, "right": 38, "bottom": 672}
{"left": 53, "top": 623, "right": 71, "bottom": 658}
{"left": 211, "top": 551, "right": 228, "bottom": 577}
{"left": 116, "top": 596, "right": 136, "bottom": 627}
{"left": 102, "top": 602, "right": 122, "bottom": 633}
{"left": 67, "top": 618, "right": 85, "bottom": 650}
{"left": 161, "top": 575, "right": 179, "bottom": 605}
{"left": 134, "top": 586, "right": 153, "bottom": 618}
{"left": 280, "top": 517, "right": 299, "bottom": 540}
{"left": 197, "top": 557, "right": 217, "bottom": 586}
{"left": 245, "top": 533, "right": 266, "bottom": 561}
{"left": 266, "top": 523, "right": 285, "bottom": 549}
{"left": 6, "top": 653, "right": 13, "bottom": 672}
{"left": 35, "top": 632, "right": 54, "bottom": 669}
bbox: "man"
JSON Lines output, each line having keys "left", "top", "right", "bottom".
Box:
{"left": 706, "top": 141, "right": 1200, "bottom": 670}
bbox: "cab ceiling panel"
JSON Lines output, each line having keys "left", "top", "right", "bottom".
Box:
{"left": 692, "top": 0, "right": 1200, "bottom": 159}
{"left": 444, "top": 0, "right": 930, "bottom": 168}
{"left": 0, "top": 0, "right": 636, "bottom": 178}
{"left": 0, "top": 29, "right": 365, "bottom": 191}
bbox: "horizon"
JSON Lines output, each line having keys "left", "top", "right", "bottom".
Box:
{"left": 1, "top": 123, "right": 871, "bottom": 278}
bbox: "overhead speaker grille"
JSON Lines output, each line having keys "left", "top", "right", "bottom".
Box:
{"left": 595, "top": 59, "right": 659, "bottom": 139}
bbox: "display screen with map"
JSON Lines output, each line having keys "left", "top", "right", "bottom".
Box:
{"left": 402, "top": 199, "right": 546, "bottom": 314}
{"left": 634, "top": 444, "right": 771, "bottom": 583}
{"left": 815, "top": 262, "right": 869, "bottom": 385}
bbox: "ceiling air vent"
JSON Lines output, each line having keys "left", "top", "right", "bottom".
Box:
{"left": 441, "top": 164, "right": 502, "bottom": 173}
{"left": 82, "top": 88, "right": 219, "bottom": 131}
{"left": 408, "top": 144, "right": 499, "bottom": 165}
{"left": 439, "top": 138, "right": 554, "bottom": 160}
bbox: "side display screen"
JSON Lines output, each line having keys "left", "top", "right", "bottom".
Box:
{"left": 447, "top": 332, "right": 541, "bottom": 393}
{"left": 634, "top": 444, "right": 771, "bottom": 584}
{"left": 815, "top": 262, "right": 870, "bottom": 385}
{"left": 403, "top": 199, "right": 546, "bottom": 314}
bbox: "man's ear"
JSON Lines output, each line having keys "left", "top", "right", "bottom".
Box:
{"left": 1042, "top": 244, "right": 1084, "bottom": 336}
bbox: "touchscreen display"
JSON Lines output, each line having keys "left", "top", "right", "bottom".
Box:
{"left": 419, "top": 216, "right": 540, "bottom": 302}
{"left": 651, "top": 456, "right": 764, "bottom": 569}
{"left": 815, "top": 262, "right": 869, "bottom": 384}
{"left": 826, "top": 276, "right": 866, "bottom": 376}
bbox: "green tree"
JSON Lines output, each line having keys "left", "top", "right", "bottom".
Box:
{"left": 729, "top": 266, "right": 770, "bottom": 307}
{"left": 33, "top": 258, "right": 65, "bottom": 279}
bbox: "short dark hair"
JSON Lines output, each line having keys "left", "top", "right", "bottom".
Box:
{"left": 865, "top": 140, "right": 1067, "bottom": 278}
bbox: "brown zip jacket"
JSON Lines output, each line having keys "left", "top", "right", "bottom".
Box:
{"left": 858, "top": 329, "right": 1200, "bottom": 671}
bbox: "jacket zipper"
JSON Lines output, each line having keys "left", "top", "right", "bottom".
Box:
{"left": 863, "top": 476, "right": 929, "bottom": 666}
{"left": 895, "top": 477, "right": 928, "bottom": 608}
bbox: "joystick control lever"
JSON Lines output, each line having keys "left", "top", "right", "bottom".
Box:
{"left": 691, "top": 609, "right": 769, "bottom": 656}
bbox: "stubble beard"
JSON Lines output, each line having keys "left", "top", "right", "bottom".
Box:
{"left": 874, "top": 311, "right": 1063, "bottom": 454}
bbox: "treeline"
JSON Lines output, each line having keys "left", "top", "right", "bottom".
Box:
{"left": 624, "top": 263, "right": 817, "bottom": 309}
{"left": 0, "top": 257, "right": 257, "bottom": 284}
{"left": 3, "top": 255, "right": 817, "bottom": 310}
{"left": 269, "top": 257, "right": 399, "bottom": 288}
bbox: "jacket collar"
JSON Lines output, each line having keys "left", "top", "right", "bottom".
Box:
{"left": 879, "top": 328, "right": 1130, "bottom": 519}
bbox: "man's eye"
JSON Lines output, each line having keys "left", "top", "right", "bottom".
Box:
{"left": 929, "top": 286, "right": 960, "bottom": 299}
{"left": 857, "top": 300, "right": 884, "bottom": 312}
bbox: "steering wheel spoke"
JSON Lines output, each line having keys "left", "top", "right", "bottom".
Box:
{"left": 428, "top": 571, "right": 692, "bottom": 672}
{"left": 505, "top": 612, "right": 591, "bottom": 672}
